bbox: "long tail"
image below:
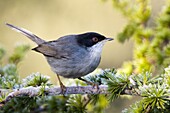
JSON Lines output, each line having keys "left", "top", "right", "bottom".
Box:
{"left": 6, "top": 23, "right": 46, "bottom": 45}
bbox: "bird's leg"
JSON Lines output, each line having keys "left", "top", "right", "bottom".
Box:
{"left": 57, "top": 75, "right": 66, "bottom": 95}
{"left": 78, "top": 77, "right": 99, "bottom": 89}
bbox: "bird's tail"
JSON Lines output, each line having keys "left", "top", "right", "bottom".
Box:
{"left": 6, "top": 23, "right": 46, "bottom": 45}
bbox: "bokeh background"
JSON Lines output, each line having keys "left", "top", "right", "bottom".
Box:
{"left": 0, "top": 0, "right": 165, "bottom": 112}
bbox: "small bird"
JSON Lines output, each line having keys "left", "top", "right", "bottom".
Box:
{"left": 6, "top": 23, "right": 113, "bottom": 93}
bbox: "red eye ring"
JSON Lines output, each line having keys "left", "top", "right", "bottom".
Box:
{"left": 92, "top": 37, "right": 98, "bottom": 42}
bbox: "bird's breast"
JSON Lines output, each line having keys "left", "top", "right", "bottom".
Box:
{"left": 46, "top": 47, "right": 102, "bottom": 78}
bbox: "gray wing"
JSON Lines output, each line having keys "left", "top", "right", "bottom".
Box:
{"left": 32, "top": 43, "right": 69, "bottom": 59}
{"left": 32, "top": 36, "right": 82, "bottom": 59}
{"left": 6, "top": 23, "right": 45, "bottom": 45}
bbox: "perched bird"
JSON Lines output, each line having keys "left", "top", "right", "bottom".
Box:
{"left": 6, "top": 23, "right": 113, "bottom": 93}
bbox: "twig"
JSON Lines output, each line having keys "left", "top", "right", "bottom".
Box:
{"left": 0, "top": 85, "right": 138, "bottom": 104}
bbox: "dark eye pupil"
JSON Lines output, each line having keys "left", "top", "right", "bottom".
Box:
{"left": 92, "top": 37, "right": 98, "bottom": 42}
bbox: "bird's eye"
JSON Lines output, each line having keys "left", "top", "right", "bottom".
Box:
{"left": 92, "top": 37, "right": 99, "bottom": 42}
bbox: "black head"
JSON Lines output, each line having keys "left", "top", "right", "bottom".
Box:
{"left": 77, "top": 32, "right": 112, "bottom": 47}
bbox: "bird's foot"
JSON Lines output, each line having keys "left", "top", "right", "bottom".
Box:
{"left": 78, "top": 77, "right": 99, "bottom": 91}
{"left": 59, "top": 82, "right": 66, "bottom": 95}
{"left": 92, "top": 82, "right": 99, "bottom": 90}
{"left": 56, "top": 75, "right": 66, "bottom": 95}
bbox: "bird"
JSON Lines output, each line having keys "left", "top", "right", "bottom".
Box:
{"left": 6, "top": 23, "right": 113, "bottom": 93}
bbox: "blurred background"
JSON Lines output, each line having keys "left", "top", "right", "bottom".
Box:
{"left": 0, "top": 0, "right": 165, "bottom": 112}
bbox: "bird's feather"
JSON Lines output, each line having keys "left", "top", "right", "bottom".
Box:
{"left": 6, "top": 23, "right": 45, "bottom": 45}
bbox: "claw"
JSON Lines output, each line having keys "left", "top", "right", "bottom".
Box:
{"left": 59, "top": 82, "right": 66, "bottom": 95}
{"left": 92, "top": 83, "right": 99, "bottom": 90}
{"left": 57, "top": 75, "right": 66, "bottom": 95}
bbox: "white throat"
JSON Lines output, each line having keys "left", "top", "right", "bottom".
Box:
{"left": 87, "top": 40, "right": 107, "bottom": 57}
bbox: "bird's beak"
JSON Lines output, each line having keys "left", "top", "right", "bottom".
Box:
{"left": 105, "top": 38, "right": 113, "bottom": 41}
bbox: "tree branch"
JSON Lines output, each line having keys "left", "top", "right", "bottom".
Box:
{"left": 0, "top": 85, "right": 138, "bottom": 104}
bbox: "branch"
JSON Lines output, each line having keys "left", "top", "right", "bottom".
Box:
{"left": 0, "top": 85, "right": 137, "bottom": 104}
